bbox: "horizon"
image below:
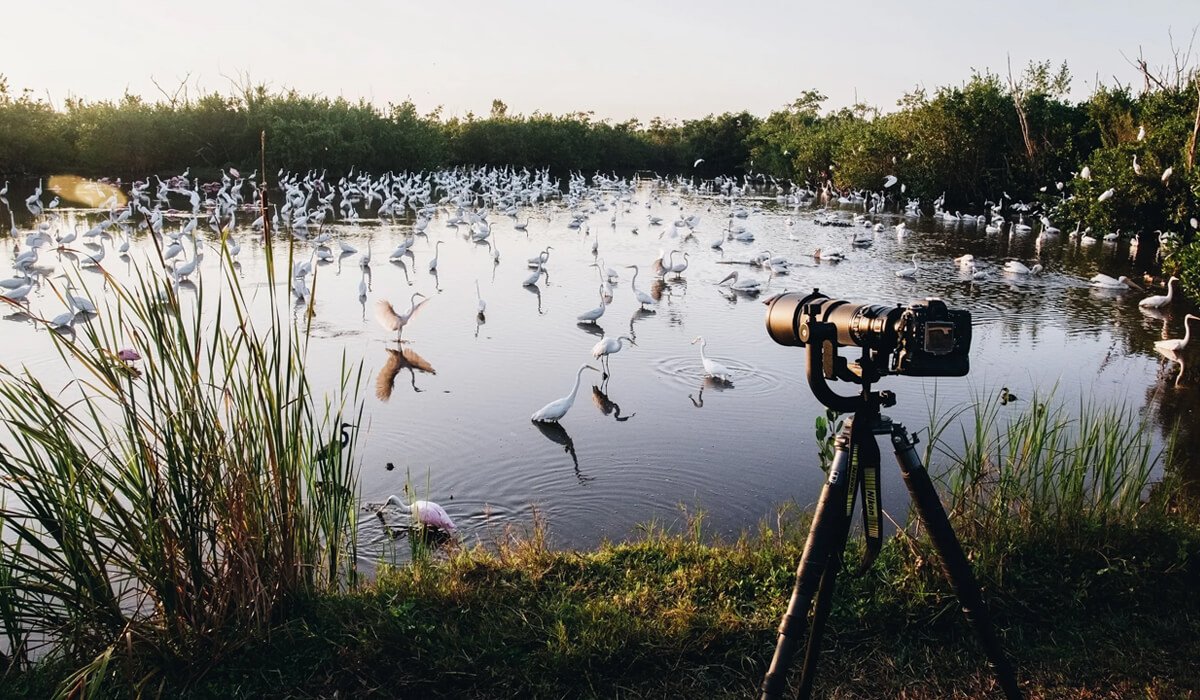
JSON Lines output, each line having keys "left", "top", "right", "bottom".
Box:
{"left": 4, "top": 1, "right": 1198, "bottom": 123}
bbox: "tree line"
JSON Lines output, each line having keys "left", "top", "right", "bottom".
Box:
{"left": 1, "top": 62, "right": 1197, "bottom": 238}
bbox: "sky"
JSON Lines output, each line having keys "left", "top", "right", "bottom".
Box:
{"left": 4, "top": 0, "right": 1198, "bottom": 122}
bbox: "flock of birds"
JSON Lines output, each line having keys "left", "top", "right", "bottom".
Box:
{"left": 2, "top": 164, "right": 1196, "bottom": 533}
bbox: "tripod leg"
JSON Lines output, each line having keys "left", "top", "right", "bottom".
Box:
{"left": 760, "top": 429, "right": 855, "bottom": 700}
{"left": 795, "top": 539, "right": 844, "bottom": 699}
{"left": 890, "top": 426, "right": 1022, "bottom": 700}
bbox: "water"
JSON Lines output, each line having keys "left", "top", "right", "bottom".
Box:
{"left": 2, "top": 176, "right": 1196, "bottom": 566}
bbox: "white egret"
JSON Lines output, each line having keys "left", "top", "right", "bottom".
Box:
{"left": 625, "top": 265, "right": 656, "bottom": 310}
{"left": 378, "top": 495, "right": 457, "bottom": 533}
{"left": 522, "top": 264, "right": 544, "bottom": 287}
{"left": 1162, "top": 166, "right": 1174, "bottom": 183}
{"left": 1138, "top": 276, "right": 1180, "bottom": 309}
{"left": 895, "top": 254, "right": 918, "bottom": 278}
{"left": 527, "top": 247, "right": 552, "bottom": 268}
{"left": 1132, "top": 154, "right": 1142, "bottom": 175}
{"left": 376, "top": 292, "right": 429, "bottom": 340}
{"left": 591, "top": 335, "right": 635, "bottom": 377}
{"left": 1154, "top": 314, "right": 1199, "bottom": 355}
{"left": 428, "top": 240, "right": 443, "bottom": 272}
{"left": 577, "top": 285, "right": 607, "bottom": 324}
{"left": 1098, "top": 188, "right": 1115, "bottom": 202}
{"left": 531, "top": 364, "right": 600, "bottom": 422}
{"left": 0, "top": 283, "right": 32, "bottom": 302}
{"left": 357, "top": 270, "right": 368, "bottom": 299}
{"left": 1003, "top": 260, "right": 1033, "bottom": 275}
{"left": 668, "top": 251, "right": 690, "bottom": 278}
{"left": 691, "top": 336, "right": 732, "bottom": 381}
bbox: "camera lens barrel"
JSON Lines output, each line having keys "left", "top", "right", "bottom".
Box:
{"left": 766, "top": 290, "right": 899, "bottom": 350}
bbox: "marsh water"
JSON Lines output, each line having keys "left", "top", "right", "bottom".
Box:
{"left": 2, "top": 176, "right": 1196, "bottom": 565}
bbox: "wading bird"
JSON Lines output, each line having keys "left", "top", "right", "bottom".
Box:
{"left": 376, "top": 292, "right": 428, "bottom": 340}
{"left": 316, "top": 422, "right": 356, "bottom": 462}
{"left": 531, "top": 364, "right": 600, "bottom": 422}
{"left": 591, "top": 335, "right": 635, "bottom": 377}
{"left": 625, "top": 265, "right": 656, "bottom": 310}
{"left": 1139, "top": 276, "right": 1180, "bottom": 309}
{"left": 1154, "top": 314, "right": 1198, "bottom": 356}
{"left": 691, "top": 336, "right": 732, "bottom": 381}
{"left": 378, "top": 495, "right": 457, "bottom": 532}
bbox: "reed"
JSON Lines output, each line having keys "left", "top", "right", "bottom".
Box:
{"left": 0, "top": 235, "right": 362, "bottom": 695}
{"left": 932, "top": 389, "right": 1166, "bottom": 540}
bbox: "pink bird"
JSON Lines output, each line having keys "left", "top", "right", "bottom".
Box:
{"left": 117, "top": 348, "right": 141, "bottom": 363}
{"left": 379, "top": 495, "right": 456, "bottom": 532}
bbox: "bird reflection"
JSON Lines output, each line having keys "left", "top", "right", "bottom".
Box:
{"left": 576, "top": 321, "right": 605, "bottom": 338}
{"left": 376, "top": 346, "right": 437, "bottom": 399}
{"left": 591, "top": 382, "right": 634, "bottom": 421}
{"left": 391, "top": 258, "right": 412, "bottom": 285}
{"left": 533, "top": 421, "right": 591, "bottom": 483}
{"left": 688, "top": 376, "right": 734, "bottom": 407}
{"left": 650, "top": 279, "right": 667, "bottom": 301}
{"left": 628, "top": 308, "right": 653, "bottom": 341}
{"left": 524, "top": 283, "right": 545, "bottom": 314}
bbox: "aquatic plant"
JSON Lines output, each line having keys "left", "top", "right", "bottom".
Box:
{"left": 0, "top": 230, "right": 362, "bottom": 695}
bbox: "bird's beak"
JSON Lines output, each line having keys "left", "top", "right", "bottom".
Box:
{"left": 717, "top": 271, "right": 735, "bottom": 285}
{"left": 1123, "top": 279, "right": 1144, "bottom": 291}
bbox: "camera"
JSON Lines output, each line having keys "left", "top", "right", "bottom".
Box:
{"left": 765, "top": 290, "right": 971, "bottom": 378}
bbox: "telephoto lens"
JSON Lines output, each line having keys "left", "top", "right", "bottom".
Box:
{"left": 765, "top": 289, "right": 971, "bottom": 377}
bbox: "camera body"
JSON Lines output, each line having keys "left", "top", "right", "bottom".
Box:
{"left": 765, "top": 290, "right": 971, "bottom": 378}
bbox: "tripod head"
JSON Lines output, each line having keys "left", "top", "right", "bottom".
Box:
{"left": 801, "top": 316, "right": 896, "bottom": 414}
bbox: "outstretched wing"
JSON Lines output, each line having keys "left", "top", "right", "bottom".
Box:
{"left": 374, "top": 299, "right": 398, "bottom": 331}
{"left": 406, "top": 296, "right": 431, "bottom": 321}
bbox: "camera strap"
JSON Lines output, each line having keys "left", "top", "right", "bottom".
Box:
{"left": 855, "top": 421, "right": 883, "bottom": 574}
{"left": 845, "top": 416, "right": 883, "bottom": 575}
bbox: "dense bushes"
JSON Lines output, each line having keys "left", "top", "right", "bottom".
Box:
{"left": 1, "top": 64, "right": 1198, "bottom": 244}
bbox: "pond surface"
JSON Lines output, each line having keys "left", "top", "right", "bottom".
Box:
{"left": 2, "top": 174, "right": 1197, "bottom": 565}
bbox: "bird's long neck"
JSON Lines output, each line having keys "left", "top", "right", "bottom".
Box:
{"left": 1183, "top": 318, "right": 1196, "bottom": 346}
{"left": 567, "top": 367, "right": 587, "bottom": 403}
{"left": 1166, "top": 280, "right": 1176, "bottom": 302}
{"left": 698, "top": 340, "right": 708, "bottom": 362}
{"left": 629, "top": 267, "right": 639, "bottom": 287}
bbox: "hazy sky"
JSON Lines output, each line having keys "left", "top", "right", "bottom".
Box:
{"left": 4, "top": 0, "right": 1198, "bottom": 121}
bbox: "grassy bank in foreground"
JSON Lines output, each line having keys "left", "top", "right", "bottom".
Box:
{"left": 8, "top": 512, "right": 1197, "bottom": 698}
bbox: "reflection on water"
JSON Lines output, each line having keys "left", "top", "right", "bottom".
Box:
{"left": 533, "top": 420, "right": 589, "bottom": 483}
{"left": 376, "top": 346, "right": 437, "bottom": 399}
{"left": 1, "top": 176, "right": 1198, "bottom": 563}
{"left": 591, "top": 382, "right": 635, "bottom": 421}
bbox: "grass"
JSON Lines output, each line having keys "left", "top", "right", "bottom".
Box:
{"left": 6, "top": 509, "right": 1188, "bottom": 698}
{"left": 0, "top": 215, "right": 362, "bottom": 697}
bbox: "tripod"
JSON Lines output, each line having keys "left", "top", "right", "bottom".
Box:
{"left": 759, "top": 322, "right": 1021, "bottom": 700}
